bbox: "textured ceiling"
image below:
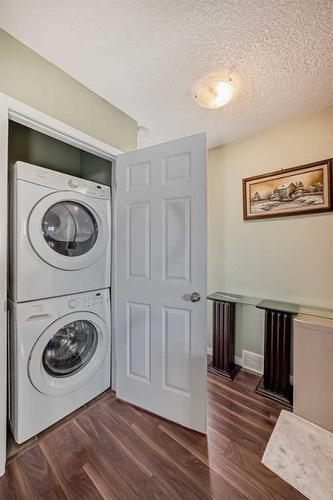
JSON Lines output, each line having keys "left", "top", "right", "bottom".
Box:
{"left": 0, "top": 0, "right": 333, "bottom": 149}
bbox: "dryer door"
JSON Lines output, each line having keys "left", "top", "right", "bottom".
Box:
{"left": 28, "top": 191, "right": 109, "bottom": 270}
{"left": 28, "top": 311, "right": 108, "bottom": 395}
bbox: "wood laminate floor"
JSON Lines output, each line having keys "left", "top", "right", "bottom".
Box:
{"left": 0, "top": 370, "right": 306, "bottom": 499}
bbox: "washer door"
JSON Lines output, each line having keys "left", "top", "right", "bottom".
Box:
{"left": 28, "top": 312, "right": 107, "bottom": 395}
{"left": 28, "top": 191, "right": 108, "bottom": 270}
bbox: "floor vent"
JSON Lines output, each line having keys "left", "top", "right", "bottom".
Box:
{"left": 241, "top": 350, "right": 264, "bottom": 374}
{"left": 207, "top": 346, "right": 293, "bottom": 382}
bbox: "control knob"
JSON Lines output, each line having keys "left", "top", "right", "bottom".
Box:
{"left": 69, "top": 179, "right": 79, "bottom": 188}
{"left": 68, "top": 299, "right": 78, "bottom": 309}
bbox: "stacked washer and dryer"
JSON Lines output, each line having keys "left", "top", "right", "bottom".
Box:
{"left": 8, "top": 161, "right": 112, "bottom": 443}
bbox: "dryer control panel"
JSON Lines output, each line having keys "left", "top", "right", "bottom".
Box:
{"left": 14, "top": 161, "right": 110, "bottom": 200}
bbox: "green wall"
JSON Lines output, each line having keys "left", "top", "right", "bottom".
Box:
{"left": 8, "top": 121, "right": 81, "bottom": 175}
{"left": 9, "top": 121, "right": 112, "bottom": 186}
{"left": 0, "top": 28, "right": 137, "bottom": 152}
{"left": 208, "top": 105, "right": 333, "bottom": 359}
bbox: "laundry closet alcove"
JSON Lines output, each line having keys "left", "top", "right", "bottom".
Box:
{"left": 0, "top": 93, "right": 119, "bottom": 476}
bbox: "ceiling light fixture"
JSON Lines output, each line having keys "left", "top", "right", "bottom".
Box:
{"left": 193, "top": 77, "right": 234, "bottom": 109}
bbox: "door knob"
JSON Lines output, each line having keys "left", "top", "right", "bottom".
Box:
{"left": 191, "top": 292, "right": 201, "bottom": 303}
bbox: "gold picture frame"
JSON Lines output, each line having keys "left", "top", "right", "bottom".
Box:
{"left": 243, "top": 159, "right": 332, "bottom": 220}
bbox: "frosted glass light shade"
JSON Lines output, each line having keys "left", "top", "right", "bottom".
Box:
{"left": 194, "top": 78, "right": 234, "bottom": 109}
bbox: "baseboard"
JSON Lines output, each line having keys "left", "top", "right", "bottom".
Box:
{"left": 207, "top": 347, "right": 293, "bottom": 384}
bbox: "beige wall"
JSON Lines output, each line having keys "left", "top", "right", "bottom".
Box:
{"left": 294, "top": 316, "right": 333, "bottom": 433}
{"left": 208, "top": 105, "right": 333, "bottom": 356}
{"left": 0, "top": 28, "right": 137, "bottom": 152}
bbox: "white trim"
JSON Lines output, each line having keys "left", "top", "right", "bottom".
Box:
{"left": 0, "top": 98, "right": 8, "bottom": 477}
{"left": 0, "top": 92, "right": 124, "bottom": 476}
{"left": 111, "top": 159, "right": 117, "bottom": 391}
{"left": 1, "top": 93, "right": 123, "bottom": 160}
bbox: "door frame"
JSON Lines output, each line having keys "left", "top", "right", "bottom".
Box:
{"left": 0, "top": 92, "right": 123, "bottom": 476}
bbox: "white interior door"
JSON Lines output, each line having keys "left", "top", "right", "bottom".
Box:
{"left": 115, "top": 133, "right": 207, "bottom": 432}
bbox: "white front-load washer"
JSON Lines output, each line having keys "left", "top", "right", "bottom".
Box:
{"left": 8, "top": 288, "right": 111, "bottom": 443}
{"left": 9, "top": 161, "right": 111, "bottom": 302}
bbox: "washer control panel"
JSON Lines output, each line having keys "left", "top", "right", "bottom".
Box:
{"left": 20, "top": 289, "right": 110, "bottom": 323}
{"left": 67, "top": 291, "right": 109, "bottom": 310}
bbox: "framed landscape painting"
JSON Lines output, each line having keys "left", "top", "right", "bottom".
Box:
{"left": 243, "top": 160, "right": 332, "bottom": 220}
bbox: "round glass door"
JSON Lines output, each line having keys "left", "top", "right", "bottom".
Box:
{"left": 42, "top": 202, "right": 98, "bottom": 257}
{"left": 42, "top": 320, "right": 98, "bottom": 377}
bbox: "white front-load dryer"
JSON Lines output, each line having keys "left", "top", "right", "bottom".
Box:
{"left": 8, "top": 288, "right": 111, "bottom": 443}
{"left": 9, "top": 161, "right": 111, "bottom": 302}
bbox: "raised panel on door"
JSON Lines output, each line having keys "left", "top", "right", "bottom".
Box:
{"left": 163, "top": 197, "right": 190, "bottom": 283}
{"left": 127, "top": 161, "right": 151, "bottom": 191}
{"left": 127, "top": 202, "right": 150, "bottom": 280}
{"left": 116, "top": 133, "right": 207, "bottom": 433}
{"left": 163, "top": 153, "right": 191, "bottom": 183}
{"left": 162, "top": 306, "right": 191, "bottom": 394}
{"left": 127, "top": 302, "right": 150, "bottom": 382}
